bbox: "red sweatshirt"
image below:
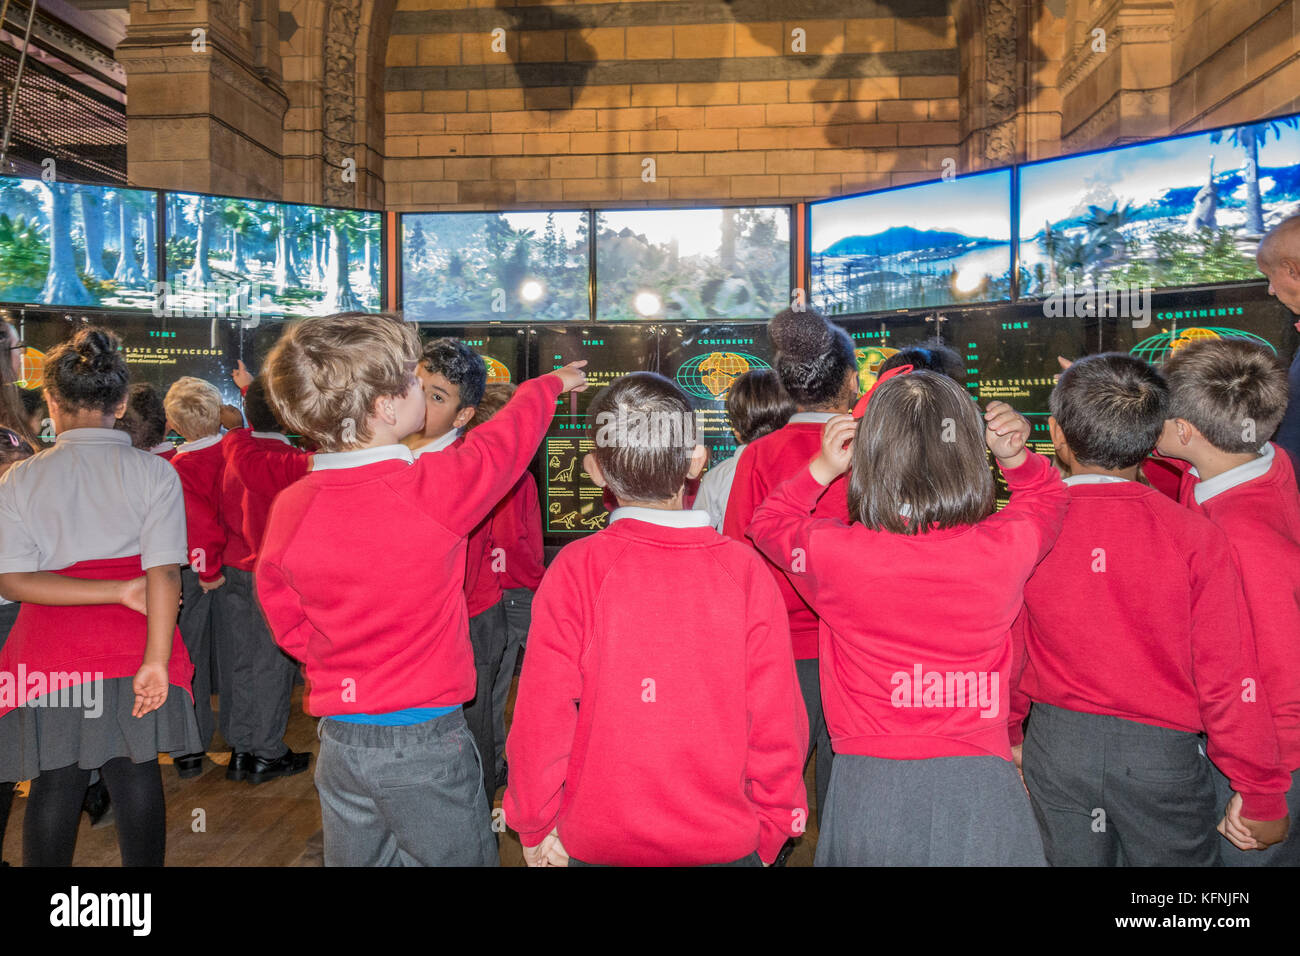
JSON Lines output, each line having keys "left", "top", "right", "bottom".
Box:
{"left": 435, "top": 434, "right": 502, "bottom": 617}
{"left": 256, "top": 374, "right": 563, "bottom": 717}
{"left": 171, "top": 438, "right": 227, "bottom": 583}
{"left": 220, "top": 429, "right": 311, "bottom": 572}
{"left": 1010, "top": 478, "right": 1289, "bottom": 821}
{"left": 1183, "top": 445, "right": 1300, "bottom": 775}
{"left": 748, "top": 452, "right": 1067, "bottom": 761}
{"left": 490, "top": 471, "right": 545, "bottom": 591}
{"left": 503, "top": 512, "right": 808, "bottom": 865}
{"left": 722, "top": 418, "right": 850, "bottom": 660}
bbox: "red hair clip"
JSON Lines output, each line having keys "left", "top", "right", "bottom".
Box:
{"left": 852, "top": 364, "right": 913, "bottom": 419}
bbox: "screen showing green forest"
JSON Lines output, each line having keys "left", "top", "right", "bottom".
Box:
{"left": 402, "top": 211, "right": 590, "bottom": 322}
{"left": 165, "top": 192, "right": 382, "bottom": 318}
{"left": 595, "top": 207, "right": 791, "bottom": 321}
{"left": 0, "top": 177, "right": 160, "bottom": 310}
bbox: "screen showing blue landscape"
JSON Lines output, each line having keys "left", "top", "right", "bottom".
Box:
{"left": 595, "top": 207, "right": 790, "bottom": 321}
{"left": 165, "top": 193, "right": 382, "bottom": 318}
{"left": 0, "top": 177, "right": 160, "bottom": 309}
{"left": 402, "top": 211, "right": 590, "bottom": 322}
{"left": 1018, "top": 115, "right": 1300, "bottom": 297}
{"left": 810, "top": 169, "right": 1013, "bottom": 315}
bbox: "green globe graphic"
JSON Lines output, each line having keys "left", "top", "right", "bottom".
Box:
{"left": 1130, "top": 327, "right": 1276, "bottom": 366}
{"left": 676, "top": 351, "right": 771, "bottom": 401}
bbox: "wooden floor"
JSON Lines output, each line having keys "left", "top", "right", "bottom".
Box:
{"left": 2, "top": 681, "right": 820, "bottom": 866}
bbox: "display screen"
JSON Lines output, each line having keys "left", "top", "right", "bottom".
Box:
{"left": 810, "top": 169, "right": 1013, "bottom": 316}
{"left": 165, "top": 193, "right": 382, "bottom": 319}
{"left": 0, "top": 177, "right": 160, "bottom": 310}
{"left": 17, "top": 310, "right": 244, "bottom": 410}
{"left": 416, "top": 325, "right": 527, "bottom": 389}
{"left": 402, "top": 211, "right": 590, "bottom": 323}
{"left": 658, "top": 323, "right": 773, "bottom": 468}
{"left": 1018, "top": 114, "right": 1300, "bottom": 298}
{"left": 533, "top": 325, "right": 658, "bottom": 536}
{"left": 595, "top": 207, "right": 791, "bottom": 321}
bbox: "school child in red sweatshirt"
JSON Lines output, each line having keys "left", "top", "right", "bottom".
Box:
{"left": 164, "top": 375, "right": 228, "bottom": 779}
{"left": 466, "top": 382, "right": 545, "bottom": 790}
{"left": 1158, "top": 338, "right": 1300, "bottom": 864}
{"left": 1011, "top": 353, "right": 1290, "bottom": 865}
{"left": 215, "top": 378, "right": 312, "bottom": 784}
{"left": 256, "top": 313, "right": 586, "bottom": 867}
{"left": 505, "top": 372, "right": 808, "bottom": 866}
{"left": 749, "top": 372, "right": 1067, "bottom": 866}
{"left": 403, "top": 337, "right": 506, "bottom": 803}
{"left": 722, "top": 308, "right": 857, "bottom": 836}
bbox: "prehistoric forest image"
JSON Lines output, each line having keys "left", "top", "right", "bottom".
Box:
{"left": 402, "top": 210, "right": 589, "bottom": 322}
{"left": 166, "top": 193, "right": 382, "bottom": 318}
{"left": 0, "top": 177, "right": 158, "bottom": 309}
{"left": 595, "top": 207, "right": 791, "bottom": 321}
{"left": 1018, "top": 116, "right": 1300, "bottom": 296}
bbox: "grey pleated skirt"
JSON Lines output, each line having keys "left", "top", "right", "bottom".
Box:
{"left": 0, "top": 677, "right": 204, "bottom": 782}
{"left": 815, "top": 753, "right": 1047, "bottom": 866}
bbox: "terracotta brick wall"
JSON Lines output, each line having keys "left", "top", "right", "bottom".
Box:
{"left": 382, "top": 1, "right": 962, "bottom": 210}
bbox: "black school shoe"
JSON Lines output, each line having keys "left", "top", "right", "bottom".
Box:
{"left": 226, "top": 751, "right": 253, "bottom": 782}
{"left": 246, "top": 750, "right": 311, "bottom": 785}
{"left": 82, "top": 781, "right": 114, "bottom": 829}
{"left": 174, "top": 753, "right": 205, "bottom": 779}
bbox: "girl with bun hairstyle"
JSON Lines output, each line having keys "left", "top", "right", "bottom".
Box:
{"left": 722, "top": 308, "right": 859, "bottom": 842}
{"left": 748, "top": 373, "right": 1067, "bottom": 865}
{"left": 0, "top": 327, "right": 200, "bottom": 866}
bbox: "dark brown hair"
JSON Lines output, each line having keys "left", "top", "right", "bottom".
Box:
{"left": 115, "top": 382, "right": 168, "bottom": 450}
{"left": 768, "top": 308, "right": 856, "bottom": 410}
{"left": 588, "top": 372, "right": 698, "bottom": 503}
{"left": 1164, "top": 338, "right": 1287, "bottom": 453}
{"left": 0, "top": 321, "right": 37, "bottom": 446}
{"left": 1049, "top": 353, "right": 1168, "bottom": 469}
{"left": 879, "top": 340, "right": 964, "bottom": 383}
{"left": 848, "top": 370, "right": 995, "bottom": 534}
{"left": 727, "top": 368, "right": 793, "bottom": 445}
{"left": 466, "top": 381, "right": 516, "bottom": 430}
{"left": 44, "top": 327, "right": 129, "bottom": 414}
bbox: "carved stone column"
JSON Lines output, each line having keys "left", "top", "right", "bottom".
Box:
{"left": 118, "top": 0, "right": 289, "bottom": 198}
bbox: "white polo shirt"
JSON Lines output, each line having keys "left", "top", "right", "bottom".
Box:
{"left": 0, "top": 427, "right": 188, "bottom": 573}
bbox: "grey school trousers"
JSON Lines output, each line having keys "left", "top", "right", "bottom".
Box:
{"left": 463, "top": 599, "right": 507, "bottom": 806}
{"left": 491, "top": 587, "right": 533, "bottom": 773}
{"left": 213, "top": 567, "right": 295, "bottom": 760}
{"left": 315, "top": 708, "right": 499, "bottom": 867}
{"left": 795, "top": 658, "right": 833, "bottom": 826}
{"left": 178, "top": 567, "right": 217, "bottom": 751}
{"left": 1022, "top": 702, "right": 1220, "bottom": 866}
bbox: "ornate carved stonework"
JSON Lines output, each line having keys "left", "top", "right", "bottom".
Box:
{"left": 322, "top": 0, "right": 361, "bottom": 207}
{"left": 1062, "top": 93, "right": 1121, "bottom": 151}
{"left": 983, "top": 0, "right": 1019, "bottom": 164}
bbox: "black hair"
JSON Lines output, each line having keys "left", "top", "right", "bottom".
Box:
{"left": 767, "top": 308, "right": 856, "bottom": 409}
{"left": 243, "top": 377, "right": 284, "bottom": 432}
{"left": 727, "top": 368, "right": 794, "bottom": 444}
{"left": 19, "top": 387, "right": 44, "bottom": 418}
{"left": 44, "top": 327, "right": 129, "bottom": 414}
{"left": 879, "top": 340, "right": 965, "bottom": 383}
{"left": 421, "top": 337, "right": 487, "bottom": 409}
{"left": 0, "top": 425, "right": 33, "bottom": 465}
{"left": 1049, "top": 353, "right": 1169, "bottom": 469}
{"left": 115, "top": 382, "right": 168, "bottom": 450}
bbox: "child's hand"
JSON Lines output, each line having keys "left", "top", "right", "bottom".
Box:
{"left": 132, "top": 662, "right": 170, "bottom": 717}
{"left": 984, "top": 401, "right": 1030, "bottom": 468}
{"left": 1010, "top": 744, "right": 1027, "bottom": 793}
{"left": 522, "top": 828, "right": 569, "bottom": 866}
{"left": 119, "top": 576, "right": 148, "bottom": 615}
{"left": 552, "top": 361, "right": 588, "bottom": 395}
{"left": 232, "top": 359, "right": 254, "bottom": 391}
{"left": 811, "top": 414, "right": 856, "bottom": 485}
{"left": 1054, "top": 356, "right": 1074, "bottom": 383}
{"left": 199, "top": 574, "right": 226, "bottom": 593}
{"left": 1242, "top": 810, "right": 1289, "bottom": 849}
{"left": 1218, "top": 791, "right": 1259, "bottom": 850}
